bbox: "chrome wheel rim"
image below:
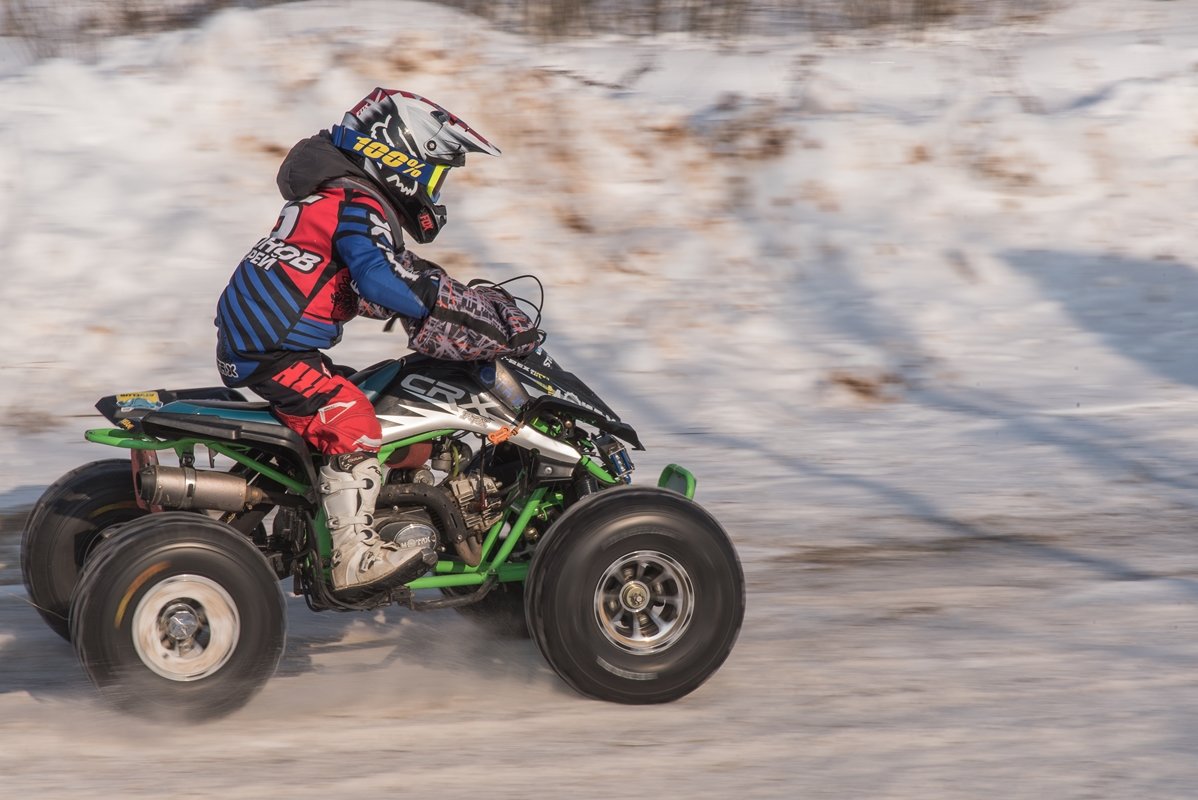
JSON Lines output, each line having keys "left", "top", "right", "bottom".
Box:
{"left": 131, "top": 574, "right": 240, "bottom": 681}
{"left": 594, "top": 550, "right": 694, "bottom": 655}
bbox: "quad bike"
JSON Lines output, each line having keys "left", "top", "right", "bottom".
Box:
{"left": 21, "top": 345, "right": 745, "bottom": 720}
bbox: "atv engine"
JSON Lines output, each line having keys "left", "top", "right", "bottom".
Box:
{"left": 445, "top": 474, "right": 504, "bottom": 531}
{"left": 373, "top": 506, "right": 438, "bottom": 555}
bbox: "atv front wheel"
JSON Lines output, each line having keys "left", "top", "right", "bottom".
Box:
{"left": 21, "top": 459, "right": 146, "bottom": 640}
{"left": 525, "top": 487, "right": 744, "bottom": 704}
{"left": 69, "top": 512, "right": 287, "bottom": 721}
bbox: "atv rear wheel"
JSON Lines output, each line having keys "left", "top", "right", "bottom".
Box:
{"left": 21, "top": 459, "right": 146, "bottom": 640}
{"left": 69, "top": 512, "right": 287, "bottom": 721}
{"left": 525, "top": 487, "right": 744, "bottom": 704}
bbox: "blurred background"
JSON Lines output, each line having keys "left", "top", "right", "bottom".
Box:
{"left": 2, "top": 2, "right": 1198, "bottom": 798}
{"left": 2, "top": 0, "right": 1193, "bottom": 511}
{"left": 2, "top": 0, "right": 1061, "bottom": 49}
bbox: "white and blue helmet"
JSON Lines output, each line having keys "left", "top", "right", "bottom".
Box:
{"left": 331, "top": 88, "right": 500, "bottom": 243}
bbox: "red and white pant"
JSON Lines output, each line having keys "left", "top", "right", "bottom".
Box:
{"left": 251, "top": 354, "right": 381, "bottom": 455}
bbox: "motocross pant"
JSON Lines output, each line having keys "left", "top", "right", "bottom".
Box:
{"left": 249, "top": 352, "right": 381, "bottom": 455}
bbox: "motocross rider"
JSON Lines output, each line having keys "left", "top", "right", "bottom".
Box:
{"left": 214, "top": 88, "right": 501, "bottom": 594}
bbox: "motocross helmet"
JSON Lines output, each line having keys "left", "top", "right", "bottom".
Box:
{"left": 330, "top": 87, "right": 501, "bottom": 244}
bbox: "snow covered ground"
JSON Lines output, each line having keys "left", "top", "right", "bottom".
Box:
{"left": 3, "top": 1, "right": 1198, "bottom": 797}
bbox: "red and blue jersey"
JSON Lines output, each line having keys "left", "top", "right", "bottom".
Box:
{"left": 215, "top": 186, "right": 429, "bottom": 386}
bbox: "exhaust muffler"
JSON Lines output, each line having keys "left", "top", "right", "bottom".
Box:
{"left": 137, "top": 465, "right": 270, "bottom": 512}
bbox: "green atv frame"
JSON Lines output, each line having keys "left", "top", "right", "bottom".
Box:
{"left": 22, "top": 383, "right": 740, "bottom": 722}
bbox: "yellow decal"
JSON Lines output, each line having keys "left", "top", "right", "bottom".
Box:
{"left": 350, "top": 136, "right": 426, "bottom": 177}
{"left": 115, "top": 391, "right": 161, "bottom": 404}
{"left": 115, "top": 561, "right": 171, "bottom": 628}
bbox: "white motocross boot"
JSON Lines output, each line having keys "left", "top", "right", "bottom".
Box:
{"left": 320, "top": 453, "right": 427, "bottom": 593}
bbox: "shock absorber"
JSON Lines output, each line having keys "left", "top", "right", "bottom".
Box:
{"left": 573, "top": 472, "right": 599, "bottom": 499}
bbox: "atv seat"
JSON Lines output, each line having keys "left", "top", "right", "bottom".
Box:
{"left": 140, "top": 405, "right": 318, "bottom": 492}
{"left": 154, "top": 399, "right": 280, "bottom": 427}
{"left": 181, "top": 399, "right": 273, "bottom": 413}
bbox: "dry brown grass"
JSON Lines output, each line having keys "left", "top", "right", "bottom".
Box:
{"left": 972, "top": 153, "right": 1038, "bottom": 188}
{"left": 800, "top": 180, "right": 841, "bottom": 213}
{"left": 446, "top": 0, "right": 1052, "bottom": 37}
{"left": 908, "top": 144, "right": 932, "bottom": 164}
{"left": 557, "top": 208, "right": 595, "bottom": 234}
{"left": 2, "top": 406, "right": 59, "bottom": 433}
{"left": 701, "top": 98, "right": 795, "bottom": 161}
{"left": 0, "top": 1, "right": 1064, "bottom": 62}
{"left": 825, "top": 369, "right": 907, "bottom": 403}
{"left": 235, "top": 136, "right": 289, "bottom": 159}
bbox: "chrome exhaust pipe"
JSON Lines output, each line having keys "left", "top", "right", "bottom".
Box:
{"left": 137, "top": 466, "right": 270, "bottom": 512}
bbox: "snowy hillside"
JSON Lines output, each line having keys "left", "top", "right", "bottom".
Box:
{"left": 7, "top": 3, "right": 1198, "bottom": 799}
{"left": 2, "top": 0, "right": 1198, "bottom": 523}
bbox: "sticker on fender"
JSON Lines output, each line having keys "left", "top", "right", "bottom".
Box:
{"left": 115, "top": 391, "right": 162, "bottom": 412}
